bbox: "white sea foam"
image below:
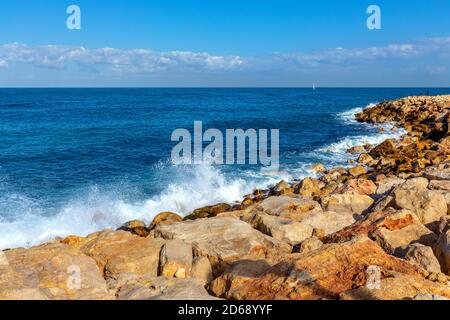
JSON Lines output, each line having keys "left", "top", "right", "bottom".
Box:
{"left": 0, "top": 163, "right": 278, "bottom": 250}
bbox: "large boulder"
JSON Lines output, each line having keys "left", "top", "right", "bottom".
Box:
{"left": 153, "top": 217, "right": 291, "bottom": 275}
{"left": 335, "top": 179, "right": 377, "bottom": 196}
{"left": 392, "top": 179, "right": 447, "bottom": 225}
{"left": 424, "top": 161, "right": 450, "bottom": 180}
{"left": 159, "top": 240, "right": 193, "bottom": 278}
{"left": 80, "top": 230, "right": 165, "bottom": 280}
{"left": 323, "top": 194, "right": 374, "bottom": 215}
{"left": 370, "top": 211, "right": 438, "bottom": 256}
{"left": 403, "top": 244, "right": 442, "bottom": 274}
{"left": 0, "top": 242, "right": 111, "bottom": 300}
{"left": 210, "top": 237, "right": 425, "bottom": 300}
{"left": 299, "top": 210, "right": 357, "bottom": 236}
{"left": 252, "top": 195, "right": 322, "bottom": 221}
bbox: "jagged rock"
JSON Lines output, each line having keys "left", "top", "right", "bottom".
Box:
{"left": 369, "top": 139, "right": 397, "bottom": 158}
{"left": 114, "top": 274, "right": 220, "bottom": 300}
{"left": 403, "top": 244, "right": 442, "bottom": 274}
{"left": 340, "top": 272, "right": 450, "bottom": 300}
{"left": 209, "top": 260, "right": 273, "bottom": 299}
{"left": 80, "top": 230, "right": 165, "bottom": 280}
{"left": 252, "top": 195, "right": 322, "bottom": 221}
{"left": 335, "top": 178, "right": 377, "bottom": 196}
{"left": 251, "top": 214, "right": 313, "bottom": 245}
{"left": 210, "top": 237, "right": 424, "bottom": 300}
{"left": 191, "top": 257, "right": 213, "bottom": 284}
{"left": 434, "top": 230, "right": 450, "bottom": 275}
{"left": 149, "top": 212, "right": 183, "bottom": 230}
{"left": 323, "top": 194, "right": 374, "bottom": 215}
{"left": 438, "top": 216, "right": 450, "bottom": 235}
{"left": 371, "top": 211, "right": 438, "bottom": 256}
{"left": 392, "top": 179, "right": 447, "bottom": 225}
{"left": 299, "top": 210, "right": 357, "bottom": 236}
{"left": 298, "top": 237, "right": 323, "bottom": 254}
{"left": 429, "top": 180, "right": 450, "bottom": 192}
{"left": 0, "top": 242, "right": 112, "bottom": 300}
{"left": 348, "top": 165, "right": 367, "bottom": 177}
{"left": 186, "top": 203, "right": 232, "bottom": 220}
{"left": 357, "top": 153, "right": 374, "bottom": 165}
{"left": 375, "top": 176, "right": 405, "bottom": 195}
{"left": 295, "top": 178, "right": 323, "bottom": 198}
{"left": 153, "top": 217, "right": 291, "bottom": 276}
{"left": 424, "top": 161, "right": 450, "bottom": 180}
{"left": 159, "top": 240, "right": 193, "bottom": 278}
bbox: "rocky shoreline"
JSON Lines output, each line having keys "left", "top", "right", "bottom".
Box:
{"left": 1, "top": 95, "right": 450, "bottom": 300}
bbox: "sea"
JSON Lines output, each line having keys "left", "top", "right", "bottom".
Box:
{"left": 0, "top": 88, "right": 448, "bottom": 249}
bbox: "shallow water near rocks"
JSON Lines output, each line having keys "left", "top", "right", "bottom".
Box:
{"left": 0, "top": 87, "right": 448, "bottom": 249}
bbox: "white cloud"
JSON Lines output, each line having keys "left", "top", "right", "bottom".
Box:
{"left": 0, "top": 59, "right": 7, "bottom": 68}
{"left": 0, "top": 43, "right": 244, "bottom": 74}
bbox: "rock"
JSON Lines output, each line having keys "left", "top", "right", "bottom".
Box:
{"left": 298, "top": 237, "right": 323, "bottom": 254}
{"left": 336, "top": 178, "right": 377, "bottom": 196}
{"left": 311, "top": 163, "right": 326, "bottom": 173}
{"left": 0, "top": 242, "right": 112, "bottom": 300}
{"left": 437, "top": 216, "right": 450, "bottom": 235}
{"left": 191, "top": 257, "right": 213, "bottom": 284}
{"left": 252, "top": 214, "right": 313, "bottom": 245}
{"left": 211, "top": 237, "right": 424, "bottom": 300}
{"left": 429, "top": 180, "right": 450, "bottom": 192}
{"left": 153, "top": 217, "right": 291, "bottom": 276}
{"left": 149, "top": 212, "right": 183, "bottom": 230}
{"left": 403, "top": 244, "right": 442, "bottom": 274}
{"left": 80, "top": 230, "right": 165, "bottom": 280}
{"left": 119, "top": 220, "right": 146, "bottom": 230}
{"left": 252, "top": 195, "right": 322, "bottom": 221}
{"left": 370, "top": 211, "right": 438, "bottom": 256}
{"left": 299, "top": 210, "right": 357, "bottom": 236}
{"left": 370, "top": 139, "right": 397, "bottom": 158}
{"left": 413, "top": 293, "right": 449, "bottom": 300}
{"left": 347, "top": 145, "right": 365, "bottom": 154}
{"left": 159, "top": 240, "right": 193, "bottom": 278}
{"left": 295, "top": 178, "right": 323, "bottom": 198}
{"left": 271, "top": 180, "right": 290, "bottom": 194}
{"left": 114, "top": 274, "right": 220, "bottom": 300}
{"left": 348, "top": 165, "right": 367, "bottom": 177}
{"left": 209, "top": 260, "right": 273, "bottom": 299}
{"left": 357, "top": 154, "right": 374, "bottom": 165}
{"left": 340, "top": 272, "right": 450, "bottom": 300}
{"left": 324, "top": 194, "right": 374, "bottom": 215}
{"left": 434, "top": 230, "right": 450, "bottom": 275}
{"left": 186, "top": 203, "right": 232, "bottom": 220}
{"left": 392, "top": 179, "right": 447, "bottom": 225}
{"left": 424, "top": 161, "right": 450, "bottom": 180}
{"left": 375, "top": 176, "right": 405, "bottom": 195}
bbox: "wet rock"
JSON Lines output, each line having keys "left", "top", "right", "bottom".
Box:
{"left": 149, "top": 212, "right": 183, "bottom": 230}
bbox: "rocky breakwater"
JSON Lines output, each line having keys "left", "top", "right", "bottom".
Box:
{"left": 1, "top": 95, "right": 450, "bottom": 300}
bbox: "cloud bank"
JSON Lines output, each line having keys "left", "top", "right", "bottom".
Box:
{"left": 0, "top": 37, "right": 449, "bottom": 86}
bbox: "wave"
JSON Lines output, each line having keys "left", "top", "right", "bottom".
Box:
{"left": 0, "top": 163, "right": 280, "bottom": 250}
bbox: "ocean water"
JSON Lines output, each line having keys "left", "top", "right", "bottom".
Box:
{"left": 0, "top": 88, "right": 448, "bottom": 249}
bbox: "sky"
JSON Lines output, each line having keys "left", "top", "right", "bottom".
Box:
{"left": 0, "top": 0, "right": 449, "bottom": 87}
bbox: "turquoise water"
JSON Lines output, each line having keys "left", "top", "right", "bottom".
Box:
{"left": 0, "top": 88, "right": 448, "bottom": 249}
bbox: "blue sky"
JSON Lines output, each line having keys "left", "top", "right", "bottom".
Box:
{"left": 0, "top": 0, "right": 449, "bottom": 87}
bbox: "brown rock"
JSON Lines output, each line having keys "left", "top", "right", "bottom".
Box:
{"left": 159, "top": 240, "right": 193, "bottom": 278}
{"left": 336, "top": 178, "right": 377, "bottom": 196}
{"left": 340, "top": 272, "right": 450, "bottom": 300}
{"left": 80, "top": 230, "right": 165, "bottom": 280}
{"left": 311, "top": 163, "right": 326, "bottom": 173}
{"left": 153, "top": 217, "right": 291, "bottom": 276}
{"left": 434, "top": 230, "right": 450, "bottom": 275}
{"left": 296, "top": 178, "right": 323, "bottom": 197}
{"left": 403, "top": 244, "right": 442, "bottom": 274}
{"left": 252, "top": 195, "right": 322, "bottom": 221}
{"left": 357, "top": 153, "right": 374, "bottom": 165}
{"left": 149, "top": 212, "right": 183, "bottom": 230}
{"left": 324, "top": 194, "right": 374, "bottom": 215}
{"left": 348, "top": 165, "right": 367, "bottom": 177}
{"left": 298, "top": 237, "right": 323, "bottom": 254}
{"left": 191, "top": 257, "right": 213, "bottom": 284}
{"left": 211, "top": 237, "right": 424, "bottom": 300}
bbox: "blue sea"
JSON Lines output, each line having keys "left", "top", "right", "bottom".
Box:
{"left": 0, "top": 88, "right": 448, "bottom": 249}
